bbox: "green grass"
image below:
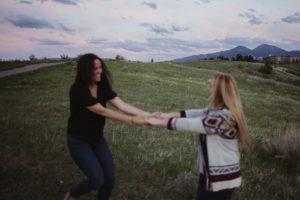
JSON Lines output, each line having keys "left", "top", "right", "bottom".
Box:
{"left": 0, "top": 59, "right": 64, "bottom": 71}
{"left": 0, "top": 60, "right": 299, "bottom": 200}
{"left": 174, "top": 60, "right": 300, "bottom": 86}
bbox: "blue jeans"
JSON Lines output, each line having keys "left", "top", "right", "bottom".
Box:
{"left": 67, "top": 136, "right": 115, "bottom": 200}
{"left": 196, "top": 174, "right": 234, "bottom": 200}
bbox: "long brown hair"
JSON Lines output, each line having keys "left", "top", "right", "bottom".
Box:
{"left": 73, "top": 53, "right": 113, "bottom": 89}
{"left": 210, "top": 73, "right": 251, "bottom": 148}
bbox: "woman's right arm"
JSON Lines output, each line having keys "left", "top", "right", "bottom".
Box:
{"left": 87, "top": 103, "right": 148, "bottom": 127}
{"left": 158, "top": 109, "right": 206, "bottom": 119}
{"left": 147, "top": 117, "right": 205, "bottom": 134}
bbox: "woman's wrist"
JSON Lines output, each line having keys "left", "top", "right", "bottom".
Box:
{"left": 167, "top": 118, "right": 174, "bottom": 129}
{"left": 141, "top": 112, "right": 151, "bottom": 117}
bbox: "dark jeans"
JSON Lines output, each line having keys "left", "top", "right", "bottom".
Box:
{"left": 67, "top": 136, "right": 115, "bottom": 200}
{"left": 196, "top": 174, "right": 234, "bottom": 200}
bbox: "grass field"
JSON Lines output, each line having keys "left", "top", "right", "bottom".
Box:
{"left": 0, "top": 60, "right": 299, "bottom": 200}
{"left": 0, "top": 59, "right": 63, "bottom": 71}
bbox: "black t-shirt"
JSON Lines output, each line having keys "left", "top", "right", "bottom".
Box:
{"left": 67, "top": 82, "right": 117, "bottom": 144}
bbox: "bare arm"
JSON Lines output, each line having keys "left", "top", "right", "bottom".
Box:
{"left": 109, "top": 96, "right": 150, "bottom": 117}
{"left": 87, "top": 103, "right": 148, "bottom": 126}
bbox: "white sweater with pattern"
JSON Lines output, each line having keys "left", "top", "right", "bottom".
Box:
{"left": 168, "top": 107, "right": 241, "bottom": 192}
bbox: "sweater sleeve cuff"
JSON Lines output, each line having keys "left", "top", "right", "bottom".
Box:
{"left": 180, "top": 110, "right": 186, "bottom": 118}
{"left": 167, "top": 118, "right": 174, "bottom": 130}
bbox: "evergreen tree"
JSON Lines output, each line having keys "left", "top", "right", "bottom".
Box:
{"left": 236, "top": 54, "right": 243, "bottom": 61}
{"left": 259, "top": 57, "right": 272, "bottom": 74}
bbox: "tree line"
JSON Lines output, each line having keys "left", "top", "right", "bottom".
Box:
{"left": 203, "top": 54, "right": 255, "bottom": 62}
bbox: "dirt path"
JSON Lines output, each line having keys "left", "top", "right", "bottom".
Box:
{"left": 0, "top": 62, "right": 67, "bottom": 78}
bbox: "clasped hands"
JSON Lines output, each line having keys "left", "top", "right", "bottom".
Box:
{"left": 132, "top": 112, "right": 176, "bottom": 127}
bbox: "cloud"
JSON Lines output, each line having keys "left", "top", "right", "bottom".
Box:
{"left": 140, "top": 23, "right": 171, "bottom": 34}
{"left": 238, "top": 9, "right": 264, "bottom": 25}
{"left": 5, "top": 15, "right": 75, "bottom": 34}
{"left": 30, "top": 38, "right": 71, "bottom": 45}
{"left": 171, "top": 25, "right": 189, "bottom": 32}
{"left": 113, "top": 41, "right": 148, "bottom": 52}
{"left": 53, "top": 0, "right": 78, "bottom": 5}
{"left": 87, "top": 38, "right": 147, "bottom": 52}
{"left": 145, "top": 37, "right": 210, "bottom": 52}
{"left": 87, "top": 38, "right": 108, "bottom": 44}
{"left": 58, "top": 23, "right": 75, "bottom": 33}
{"left": 140, "top": 23, "right": 189, "bottom": 35}
{"left": 87, "top": 37, "right": 219, "bottom": 53}
{"left": 281, "top": 12, "right": 300, "bottom": 24}
{"left": 278, "top": 38, "right": 300, "bottom": 50}
{"left": 218, "top": 37, "right": 269, "bottom": 49}
{"left": 121, "top": 16, "right": 133, "bottom": 21}
{"left": 194, "top": 0, "right": 210, "bottom": 5}
{"left": 5, "top": 14, "right": 54, "bottom": 29}
{"left": 38, "top": 0, "right": 79, "bottom": 6}
{"left": 141, "top": 1, "right": 157, "bottom": 9}
{"left": 20, "top": 0, "right": 33, "bottom": 4}
{"left": 248, "top": 8, "right": 257, "bottom": 13}
{"left": 201, "top": 0, "right": 210, "bottom": 3}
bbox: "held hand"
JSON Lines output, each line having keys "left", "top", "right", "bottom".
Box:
{"left": 146, "top": 117, "right": 168, "bottom": 127}
{"left": 132, "top": 116, "right": 150, "bottom": 127}
{"left": 143, "top": 112, "right": 162, "bottom": 118}
{"left": 155, "top": 112, "right": 176, "bottom": 119}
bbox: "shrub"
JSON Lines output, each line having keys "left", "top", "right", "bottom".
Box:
{"left": 259, "top": 57, "right": 272, "bottom": 74}
{"left": 236, "top": 53, "right": 243, "bottom": 61}
{"left": 60, "top": 54, "right": 69, "bottom": 60}
{"left": 29, "top": 54, "right": 37, "bottom": 61}
{"left": 115, "top": 54, "right": 125, "bottom": 61}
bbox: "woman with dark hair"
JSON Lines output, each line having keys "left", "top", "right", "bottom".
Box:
{"left": 64, "top": 53, "right": 150, "bottom": 200}
{"left": 147, "top": 73, "right": 251, "bottom": 200}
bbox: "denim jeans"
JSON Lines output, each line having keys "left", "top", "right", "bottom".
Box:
{"left": 67, "top": 136, "right": 115, "bottom": 200}
{"left": 196, "top": 174, "right": 234, "bottom": 200}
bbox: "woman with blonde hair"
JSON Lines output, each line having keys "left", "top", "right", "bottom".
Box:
{"left": 147, "top": 73, "right": 250, "bottom": 200}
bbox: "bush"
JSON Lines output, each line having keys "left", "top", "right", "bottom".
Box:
{"left": 29, "top": 54, "right": 37, "bottom": 61}
{"left": 60, "top": 54, "right": 69, "bottom": 60}
{"left": 259, "top": 57, "right": 272, "bottom": 74}
{"left": 115, "top": 54, "right": 125, "bottom": 61}
{"left": 236, "top": 53, "right": 243, "bottom": 61}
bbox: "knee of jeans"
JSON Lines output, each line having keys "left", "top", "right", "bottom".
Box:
{"left": 90, "top": 176, "right": 105, "bottom": 189}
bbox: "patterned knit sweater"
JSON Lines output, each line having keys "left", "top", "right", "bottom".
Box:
{"left": 168, "top": 107, "right": 241, "bottom": 192}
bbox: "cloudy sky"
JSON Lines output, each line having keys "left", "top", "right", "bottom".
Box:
{"left": 0, "top": 0, "right": 300, "bottom": 61}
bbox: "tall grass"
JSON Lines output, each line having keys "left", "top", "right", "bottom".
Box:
{"left": 265, "top": 125, "right": 300, "bottom": 159}
{"left": 0, "top": 60, "right": 299, "bottom": 199}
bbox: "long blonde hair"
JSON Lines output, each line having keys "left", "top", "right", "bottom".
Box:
{"left": 210, "top": 73, "right": 251, "bottom": 148}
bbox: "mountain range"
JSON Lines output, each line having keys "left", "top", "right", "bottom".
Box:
{"left": 172, "top": 44, "right": 300, "bottom": 62}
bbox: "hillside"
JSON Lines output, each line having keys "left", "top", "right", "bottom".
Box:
{"left": 173, "top": 44, "right": 300, "bottom": 61}
{"left": 0, "top": 60, "right": 299, "bottom": 200}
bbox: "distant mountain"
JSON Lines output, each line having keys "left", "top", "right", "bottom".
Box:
{"left": 251, "top": 44, "right": 289, "bottom": 57}
{"left": 289, "top": 50, "right": 300, "bottom": 56}
{"left": 172, "top": 44, "right": 300, "bottom": 62}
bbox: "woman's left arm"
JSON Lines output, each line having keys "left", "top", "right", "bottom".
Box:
{"left": 109, "top": 96, "right": 150, "bottom": 117}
